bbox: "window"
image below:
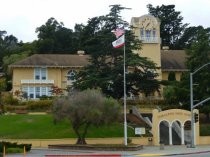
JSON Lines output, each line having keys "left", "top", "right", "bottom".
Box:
{"left": 41, "top": 68, "right": 46, "bottom": 80}
{"left": 140, "top": 28, "right": 144, "bottom": 37}
{"left": 20, "top": 86, "right": 51, "bottom": 99}
{"left": 35, "top": 68, "right": 40, "bottom": 80}
{"left": 153, "top": 29, "right": 156, "bottom": 37}
{"left": 29, "top": 87, "right": 34, "bottom": 98}
{"left": 146, "top": 30, "right": 151, "bottom": 38}
{"left": 34, "top": 68, "right": 47, "bottom": 80}
{"left": 42, "top": 87, "right": 47, "bottom": 96}
{"left": 67, "top": 70, "right": 76, "bottom": 81}
{"left": 35, "top": 87, "right": 40, "bottom": 98}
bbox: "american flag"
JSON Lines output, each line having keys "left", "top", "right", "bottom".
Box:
{"left": 112, "top": 28, "right": 125, "bottom": 38}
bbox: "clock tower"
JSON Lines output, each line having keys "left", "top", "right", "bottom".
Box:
{"left": 131, "top": 14, "right": 161, "bottom": 80}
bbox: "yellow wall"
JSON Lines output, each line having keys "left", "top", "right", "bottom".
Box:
{"left": 152, "top": 109, "right": 200, "bottom": 146}
{"left": 7, "top": 137, "right": 151, "bottom": 148}
{"left": 162, "top": 71, "right": 183, "bottom": 81}
{"left": 12, "top": 68, "right": 34, "bottom": 93}
{"left": 12, "top": 67, "right": 80, "bottom": 96}
{"left": 5, "top": 135, "right": 210, "bottom": 148}
{"left": 131, "top": 15, "right": 162, "bottom": 80}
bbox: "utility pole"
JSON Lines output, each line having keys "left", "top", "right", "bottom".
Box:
{"left": 190, "top": 62, "right": 210, "bottom": 148}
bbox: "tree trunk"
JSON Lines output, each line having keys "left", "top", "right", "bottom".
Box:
{"left": 76, "top": 138, "right": 87, "bottom": 145}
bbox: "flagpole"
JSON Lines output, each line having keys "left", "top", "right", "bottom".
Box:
{"left": 123, "top": 34, "right": 127, "bottom": 146}
{"left": 111, "top": 28, "right": 127, "bottom": 146}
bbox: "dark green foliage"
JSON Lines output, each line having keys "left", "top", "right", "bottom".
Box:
{"left": 0, "top": 141, "right": 31, "bottom": 153}
{"left": 147, "top": 4, "right": 188, "bottom": 49}
{"left": 163, "top": 26, "right": 210, "bottom": 113}
{"left": 186, "top": 27, "right": 210, "bottom": 117}
{"left": 36, "top": 17, "right": 77, "bottom": 53}
{"left": 162, "top": 72, "right": 190, "bottom": 109}
{"left": 175, "top": 26, "right": 208, "bottom": 49}
{"left": 74, "top": 5, "right": 160, "bottom": 99}
{"left": 168, "top": 72, "right": 176, "bottom": 81}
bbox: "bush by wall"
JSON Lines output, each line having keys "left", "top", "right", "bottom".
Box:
{"left": 0, "top": 141, "right": 31, "bottom": 153}
{"left": 25, "top": 100, "right": 53, "bottom": 111}
{"left": 4, "top": 100, "right": 53, "bottom": 113}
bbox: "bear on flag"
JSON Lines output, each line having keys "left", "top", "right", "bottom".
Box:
{"left": 112, "top": 28, "right": 125, "bottom": 48}
{"left": 112, "top": 35, "right": 125, "bottom": 48}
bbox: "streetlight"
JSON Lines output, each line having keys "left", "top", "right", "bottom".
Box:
{"left": 190, "top": 62, "right": 210, "bottom": 148}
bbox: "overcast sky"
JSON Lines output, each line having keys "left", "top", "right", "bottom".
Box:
{"left": 0, "top": 0, "right": 209, "bottom": 42}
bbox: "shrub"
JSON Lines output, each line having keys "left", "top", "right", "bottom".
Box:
{"left": 6, "top": 148, "right": 23, "bottom": 153}
{"left": 2, "top": 94, "right": 19, "bottom": 106}
{"left": 4, "top": 100, "right": 53, "bottom": 112}
{"left": 26, "top": 100, "right": 53, "bottom": 111}
{"left": 0, "top": 141, "right": 31, "bottom": 153}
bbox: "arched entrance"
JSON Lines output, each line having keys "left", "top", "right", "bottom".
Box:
{"left": 184, "top": 120, "right": 192, "bottom": 145}
{"left": 152, "top": 109, "right": 199, "bottom": 146}
{"left": 159, "top": 120, "right": 169, "bottom": 145}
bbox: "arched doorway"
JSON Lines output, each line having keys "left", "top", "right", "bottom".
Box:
{"left": 184, "top": 120, "right": 192, "bottom": 145}
{"left": 171, "top": 121, "right": 181, "bottom": 145}
{"left": 159, "top": 120, "right": 169, "bottom": 145}
{"left": 152, "top": 109, "right": 199, "bottom": 146}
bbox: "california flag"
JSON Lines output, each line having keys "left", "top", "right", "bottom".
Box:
{"left": 112, "top": 35, "right": 125, "bottom": 48}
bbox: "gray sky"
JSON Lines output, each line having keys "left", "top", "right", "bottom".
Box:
{"left": 0, "top": 0, "right": 209, "bottom": 42}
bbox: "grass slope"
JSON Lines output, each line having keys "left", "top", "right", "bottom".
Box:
{"left": 0, "top": 114, "right": 135, "bottom": 139}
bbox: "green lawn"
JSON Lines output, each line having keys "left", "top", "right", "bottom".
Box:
{"left": 0, "top": 114, "right": 135, "bottom": 139}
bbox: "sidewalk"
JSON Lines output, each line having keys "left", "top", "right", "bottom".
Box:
{"left": 5, "top": 145, "right": 210, "bottom": 157}
{"left": 129, "top": 145, "right": 210, "bottom": 156}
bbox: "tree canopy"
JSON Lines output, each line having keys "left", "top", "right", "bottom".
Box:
{"left": 147, "top": 4, "right": 188, "bottom": 49}
{"left": 35, "top": 17, "right": 77, "bottom": 53}
{"left": 53, "top": 89, "right": 120, "bottom": 144}
{"left": 74, "top": 5, "right": 160, "bottom": 99}
{"left": 163, "top": 26, "right": 210, "bottom": 111}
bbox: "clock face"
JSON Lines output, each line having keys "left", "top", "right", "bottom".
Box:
{"left": 141, "top": 17, "right": 155, "bottom": 30}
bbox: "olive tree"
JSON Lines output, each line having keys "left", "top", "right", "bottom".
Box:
{"left": 53, "top": 89, "right": 120, "bottom": 145}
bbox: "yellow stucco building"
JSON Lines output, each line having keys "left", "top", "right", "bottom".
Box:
{"left": 10, "top": 14, "right": 188, "bottom": 100}
{"left": 9, "top": 14, "right": 205, "bottom": 146}
{"left": 10, "top": 54, "right": 89, "bottom": 99}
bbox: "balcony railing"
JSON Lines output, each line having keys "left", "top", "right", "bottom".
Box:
{"left": 21, "top": 79, "right": 54, "bottom": 84}
{"left": 140, "top": 36, "right": 160, "bottom": 43}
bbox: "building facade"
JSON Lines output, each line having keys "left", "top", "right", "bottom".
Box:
{"left": 10, "top": 54, "right": 89, "bottom": 99}
{"left": 10, "top": 14, "right": 188, "bottom": 99}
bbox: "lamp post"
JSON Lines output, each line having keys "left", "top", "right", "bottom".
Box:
{"left": 190, "top": 62, "right": 210, "bottom": 148}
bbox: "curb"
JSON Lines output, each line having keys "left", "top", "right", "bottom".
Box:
{"left": 45, "top": 154, "right": 121, "bottom": 157}
{"left": 162, "top": 150, "right": 210, "bottom": 156}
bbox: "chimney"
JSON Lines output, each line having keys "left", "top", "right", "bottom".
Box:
{"left": 77, "top": 50, "right": 85, "bottom": 56}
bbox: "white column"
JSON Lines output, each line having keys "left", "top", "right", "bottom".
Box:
{"left": 181, "top": 125, "right": 185, "bottom": 145}
{"left": 169, "top": 125, "right": 172, "bottom": 145}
